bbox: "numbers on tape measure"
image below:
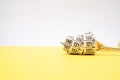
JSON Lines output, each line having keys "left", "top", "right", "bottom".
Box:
{"left": 74, "top": 42, "right": 79, "bottom": 47}
{"left": 71, "top": 48, "right": 78, "bottom": 53}
{"left": 86, "top": 49, "right": 93, "bottom": 53}
{"left": 86, "top": 42, "right": 93, "bottom": 46}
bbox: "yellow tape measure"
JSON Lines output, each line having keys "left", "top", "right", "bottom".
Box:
{"left": 61, "top": 32, "right": 120, "bottom": 55}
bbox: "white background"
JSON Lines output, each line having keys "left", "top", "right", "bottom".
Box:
{"left": 0, "top": 0, "right": 120, "bottom": 47}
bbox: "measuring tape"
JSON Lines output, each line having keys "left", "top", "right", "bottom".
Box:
{"left": 61, "top": 32, "right": 120, "bottom": 55}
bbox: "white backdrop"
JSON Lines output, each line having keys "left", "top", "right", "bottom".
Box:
{"left": 0, "top": 0, "right": 120, "bottom": 47}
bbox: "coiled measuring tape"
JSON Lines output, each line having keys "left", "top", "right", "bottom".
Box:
{"left": 61, "top": 32, "right": 120, "bottom": 55}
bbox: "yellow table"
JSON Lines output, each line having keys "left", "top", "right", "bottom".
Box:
{"left": 0, "top": 46, "right": 120, "bottom": 80}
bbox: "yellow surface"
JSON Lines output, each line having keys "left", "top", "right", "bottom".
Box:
{"left": 0, "top": 46, "right": 120, "bottom": 80}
